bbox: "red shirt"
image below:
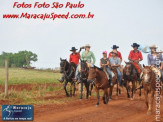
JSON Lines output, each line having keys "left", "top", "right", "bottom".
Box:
{"left": 108, "top": 51, "right": 122, "bottom": 60}
{"left": 69, "top": 53, "right": 80, "bottom": 65}
{"left": 128, "top": 50, "right": 143, "bottom": 61}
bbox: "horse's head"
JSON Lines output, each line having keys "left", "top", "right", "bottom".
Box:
{"left": 60, "top": 58, "right": 68, "bottom": 73}
{"left": 142, "top": 64, "right": 152, "bottom": 83}
{"left": 87, "top": 66, "right": 96, "bottom": 82}
{"left": 124, "top": 62, "right": 132, "bottom": 76}
{"left": 80, "top": 60, "right": 88, "bottom": 77}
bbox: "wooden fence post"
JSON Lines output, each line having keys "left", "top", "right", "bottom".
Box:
{"left": 5, "top": 60, "right": 8, "bottom": 98}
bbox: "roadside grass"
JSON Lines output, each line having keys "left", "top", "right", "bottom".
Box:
{"left": 0, "top": 68, "right": 61, "bottom": 85}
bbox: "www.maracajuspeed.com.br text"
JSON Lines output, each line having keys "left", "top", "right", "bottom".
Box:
{"left": 2, "top": 12, "right": 94, "bottom": 20}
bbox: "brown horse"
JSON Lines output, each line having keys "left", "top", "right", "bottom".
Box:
{"left": 142, "top": 65, "right": 158, "bottom": 115}
{"left": 105, "top": 66, "right": 121, "bottom": 100}
{"left": 88, "top": 66, "right": 110, "bottom": 106}
{"left": 123, "top": 62, "right": 142, "bottom": 100}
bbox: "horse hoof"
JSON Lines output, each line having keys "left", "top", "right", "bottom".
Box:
{"left": 96, "top": 105, "right": 99, "bottom": 107}
{"left": 130, "top": 98, "right": 134, "bottom": 100}
{"left": 147, "top": 111, "right": 152, "bottom": 115}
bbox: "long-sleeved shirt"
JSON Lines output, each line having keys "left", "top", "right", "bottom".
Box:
{"left": 69, "top": 53, "right": 80, "bottom": 65}
{"left": 128, "top": 50, "right": 143, "bottom": 61}
{"left": 147, "top": 54, "right": 163, "bottom": 66}
{"left": 81, "top": 51, "right": 96, "bottom": 64}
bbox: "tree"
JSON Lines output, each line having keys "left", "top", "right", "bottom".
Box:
{"left": 0, "top": 51, "right": 38, "bottom": 67}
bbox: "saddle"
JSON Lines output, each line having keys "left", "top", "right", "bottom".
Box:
{"left": 130, "top": 62, "right": 142, "bottom": 74}
{"left": 103, "top": 67, "right": 115, "bottom": 80}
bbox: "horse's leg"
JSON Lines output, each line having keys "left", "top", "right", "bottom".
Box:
{"left": 103, "top": 91, "right": 106, "bottom": 104}
{"left": 96, "top": 88, "right": 100, "bottom": 106}
{"left": 147, "top": 91, "right": 154, "bottom": 115}
{"left": 105, "top": 88, "right": 109, "bottom": 104}
{"left": 116, "top": 80, "right": 119, "bottom": 96}
{"left": 126, "top": 82, "right": 130, "bottom": 98}
{"left": 73, "top": 82, "right": 76, "bottom": 96}
{"left": 80, "top": 80, "right": 83, "bottom": 99}
{"left": 70, "top": 82, "right": 73, "bottom": 97}
{"left": 89, "top": 83, "right": 94, "bottom": 96}
{"left": 109, "top": 86, "right": 113, "bottom": 100}
{"left": 84, "top": 82, "right": 89, "bottom": 99}
{"left": 139, "top": 86, "right": 142, "bottom": 97}
{"left": 144, "top": 90, "right": 148, "bottom": 109}
{"left": 64, "top": 81, "right": 69, "bottom": 97}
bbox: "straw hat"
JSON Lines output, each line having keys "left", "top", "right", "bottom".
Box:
{"left": 149, "top": 44, "right": 158, "bottom": 49}
{"left": 85, "top": 44, "right": 91, "bottom": 48}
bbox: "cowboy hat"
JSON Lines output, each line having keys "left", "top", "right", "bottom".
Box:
{"left": 131, "top": 43, "right": 140, "bottom": 47}
{"left": 70, "top": 47, "right": 78, "bottom": 51}
{"left": 111, "top": 45, "right": 119, "bottom": 49}
{"left": 85, "top": 44, "right": 91, "bottom": 48}
{"left": 149, "top": 44, "right": 158, "bottom": 49}
{"left": 111, "top": 50, "right": 118, "bottom": 55}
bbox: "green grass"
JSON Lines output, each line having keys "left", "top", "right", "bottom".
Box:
{"left": 0, "top": 68, "right": 61, "bottom": 85}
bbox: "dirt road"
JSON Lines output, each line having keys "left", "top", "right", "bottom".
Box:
{"left": 34, "top": 92, "right": 163, "bottom": 122}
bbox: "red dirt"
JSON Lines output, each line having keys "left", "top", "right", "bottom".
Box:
{"left": 0, "top": 86, "right": 163, "bottom": 122}
{"left": 33, "top": 92, "right": 163, "bottom": 122}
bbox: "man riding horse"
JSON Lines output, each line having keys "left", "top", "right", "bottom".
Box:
{"left": 128, "top": 43, "right": 143, "bottom": 80}
{"left": 100, "top": 51, "right": 113, "bottom": 86}
{"left": 108, "top": 45, "right": 122, "bottom": 62}
{"left": 109, "top": 50, "right": 122, "bottom": 86}
{"left": 74, "top": 44, "right": 96, "bottom": 83}
{"left": 58, "top": 47, "right": 83, "bottom": 83}
{"left": 147, "top": 44, "right": 163, "bottom": 82}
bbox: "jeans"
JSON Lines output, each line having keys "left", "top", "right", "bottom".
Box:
{"left": 75, "top": 65, "right": 79, "bottom": 79}
{"left": 161, "top": 71, "right": 163, "bottom": 82}
{"left": 106, "top": 67, "right": 112, "bottom": 80}
{"left": 117, "top": 69, "right": 121, "bottom": 85}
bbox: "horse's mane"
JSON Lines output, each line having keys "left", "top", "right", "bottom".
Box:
{"left": 94, "top": 66, "right": 104, "bottom": 72}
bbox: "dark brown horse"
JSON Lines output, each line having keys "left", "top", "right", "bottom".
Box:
{"left": 123, "top": 62, "right": 142, "bottom": 100}
{"left": 60, "top": 58, "right": 76, "bottom": 97}
{"left": 142, "top": 65, "right": 159, "bottom": 115}
{"left": 88, "top": 66, "right": 110, "bottom": 106}
{"left": 78, "top": 60, "right": 93, "bottom": 99}
{"left": 103, "top": 66, "right": 121, "bottom": 100}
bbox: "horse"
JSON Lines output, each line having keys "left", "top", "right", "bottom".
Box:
{"left": 78, "top": 60, "right": 93, "bottom": 99}
{"left": 88, "top": 66, "right": 110, "bottom": 106}
{"left": 141, "top": 65, "right": 157, "bottom": 115}
{"left": 106, "top": 66, "right": 121, "bottom": 100}
{"left": 60, "top": 58, "right": 76, "bottom": 97}
{"left": 123, "top": 62, "right": 142, "bottom": 100}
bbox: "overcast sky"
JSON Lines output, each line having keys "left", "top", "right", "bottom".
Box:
{"left": 0, "top": 0, "right": 163, "bottom": 68}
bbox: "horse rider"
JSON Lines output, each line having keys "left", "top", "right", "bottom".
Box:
{"left": 74, "top": 44, "right": 96, "bottom": 82}
{"left": 109, "top": 50, "right": 122, "bottom": 86}
{"left": 128, "top": 43, "right": 143, "bottom": 79}
{"left": 108, "top": 45, "right": 122, "bottom": 62}
{"left": 147, "top": 44, "right": 163, "bottom": 82}
{"left": 58, "top": 47, "right": 83, "bottom": 83}
{"left": 100, "top": 51, "right": 113, "bottom": 86}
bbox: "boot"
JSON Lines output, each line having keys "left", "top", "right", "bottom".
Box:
{"left": 57, "top": 77, "right": 64, "bottom": 83}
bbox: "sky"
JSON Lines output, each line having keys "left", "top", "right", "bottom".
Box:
{"left": 0, "top": 0, "right": 163, "bottom": 69}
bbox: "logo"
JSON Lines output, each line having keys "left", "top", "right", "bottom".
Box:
{"left": 2, "top": 105, "right": 33, "bottom": 121}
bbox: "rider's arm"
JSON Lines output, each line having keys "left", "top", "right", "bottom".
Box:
{"left": 100, "top": 59, "right": 102, "bottom": 67}
{"left": 69, "top": 54, "right": 72, "bottom": 63}
{"left": 91, "top": 52, "right": 96, "bottom": 64}
{"left": 81, "top": 51, "right": 84, "bottom": 60}
{"left": 147, "top": 54, "right": 151, "bottom": 66}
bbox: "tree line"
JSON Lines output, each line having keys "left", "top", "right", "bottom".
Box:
{"left": 0, "top": 51, "right": 38, "bottom": 68}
